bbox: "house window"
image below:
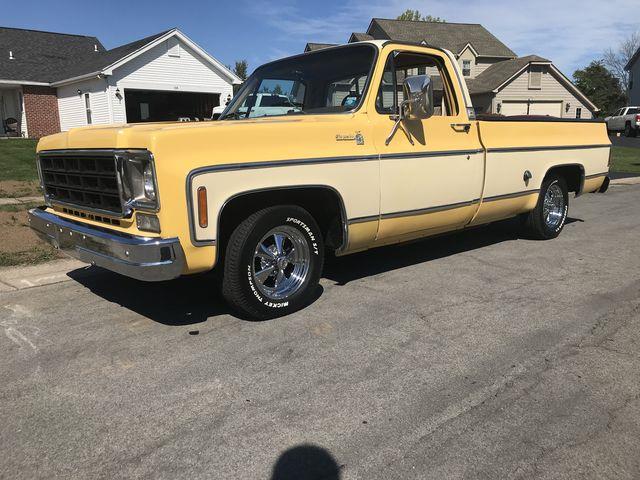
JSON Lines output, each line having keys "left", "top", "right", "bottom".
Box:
{"left": 575, "top": 107, "right": 582, "bottom": 119}
{"left": 462, "top": 60, "right": 471, "bottom": 77}
{"left": 529, "top": 65, "right": 542, "bottom": 89}
{"left": 84, "top": 93, "right": 92, "bottom": 125}
{"left": 417, "top": 66, "right": 426, "bottom": 75}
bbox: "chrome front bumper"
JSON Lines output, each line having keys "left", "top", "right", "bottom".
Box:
{"left": 28, "top": 208, "right": 186, "bottom": 282}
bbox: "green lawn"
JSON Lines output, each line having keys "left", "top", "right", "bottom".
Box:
{"left": 0, "top": 139, "right": 38, "bottom": 182}
{"left": 610, "top": 146, "right": 640, "bottom": 174}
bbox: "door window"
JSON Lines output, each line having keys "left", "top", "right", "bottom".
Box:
{"left": 375, "top": 51, "right": 458, "bottom": 117}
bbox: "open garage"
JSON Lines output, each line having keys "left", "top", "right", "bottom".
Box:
{"left": 124, "top": 89, "right": 220, "bottom": 122}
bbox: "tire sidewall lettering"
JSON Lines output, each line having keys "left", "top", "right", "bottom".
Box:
{"left": 285, "top": 216, "right": 319, "bottom": 255}
{"left": 545, "top": 179, "right": 568, "bottom": 234}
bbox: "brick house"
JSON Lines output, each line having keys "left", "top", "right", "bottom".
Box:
{"left": 305, "top": 19, "right": 598, "bottom": 118}
{"left": 0, "top": 27, "right": 240, "bottom": 138}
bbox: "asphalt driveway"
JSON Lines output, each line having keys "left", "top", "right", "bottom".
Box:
{"left": 1, "top": 185, "right": 640, "bottom": 479}
{"left": 610, "top": 134, "right": 640, "bottom": 148}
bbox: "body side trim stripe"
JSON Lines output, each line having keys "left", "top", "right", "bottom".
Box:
{"left": 481, "top": 189, "right": 540, "bottom": 202}
{"left": 585, "top": 172, "right": 609, "bottom": 179}
{"left": 487, "top": 144, "right": 610, "bottom": 153}
{"left": 380, "top": 199, "right": 479, "bottom": 220}
{"left": 349, "top": 189, "right": 540, "bottom": 224}
{"left": 187, "top": 144, "right": 608, "bottom": 179}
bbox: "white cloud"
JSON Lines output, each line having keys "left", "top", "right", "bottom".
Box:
{"left": 245, "top": 0, "right": 640, "bottom": 75}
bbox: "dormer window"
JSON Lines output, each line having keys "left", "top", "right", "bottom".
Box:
{"left": 462, "top": 60, "right": 471, "bottom": 77}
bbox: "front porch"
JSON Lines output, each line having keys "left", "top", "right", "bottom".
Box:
{"left": 0, "top": 87, "right": 27, "bottom": 137}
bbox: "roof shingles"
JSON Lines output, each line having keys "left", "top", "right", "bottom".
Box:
{"left": 0, "top": 26, "right": 172, "bottom": 83}
{"left": 368, "top": 19, "right": 517, "bottom": 58}
{"left": 468, "top": 55, "right": 550, "bottom": 94}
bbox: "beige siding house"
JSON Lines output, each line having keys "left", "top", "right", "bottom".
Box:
{"left": 625, "top": 46, "right": 640, "bottom": 105}
{"left": 305, "top": 18, "right": 598, "bottom": 118}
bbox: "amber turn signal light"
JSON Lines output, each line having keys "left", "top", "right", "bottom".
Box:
{"left": 197, "top": 187, "right": 208, "bottom": 228}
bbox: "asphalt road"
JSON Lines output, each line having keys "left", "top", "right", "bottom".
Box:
{"left": 1, "top": 185, "right": 640, "bottom": 479}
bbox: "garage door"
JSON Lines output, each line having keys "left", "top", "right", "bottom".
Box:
{"left": 529, "top": 101, "right": 562, "bottom": 117}
{"left": 500, "top": 101, "right": 528, "bottom": 116}
{"left": 501, "top": 101, "right": 563, "bottom": 117}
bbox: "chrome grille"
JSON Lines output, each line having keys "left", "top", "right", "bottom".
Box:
{"left": 39, "top": 151, "right": 123, "bottom": 215}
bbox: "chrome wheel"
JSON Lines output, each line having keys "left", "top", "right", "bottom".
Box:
{"left": 543, "top": 183, "right": 565, "bottom": 229}
{"left": 252, "top": 226, "right": 311, "bottom": 300}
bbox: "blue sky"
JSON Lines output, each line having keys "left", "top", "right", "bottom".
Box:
{"left": 3, "top": 0, "right": 639, "bottom": 77}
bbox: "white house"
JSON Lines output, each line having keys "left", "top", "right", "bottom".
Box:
{"left": 0, "top": 27, "right": 241, "bottom": 138}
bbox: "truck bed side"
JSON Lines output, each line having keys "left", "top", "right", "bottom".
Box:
{"left": 470, "top": 118, "right": 610, "bottom": 225}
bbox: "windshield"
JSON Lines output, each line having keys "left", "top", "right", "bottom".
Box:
{"left": 221, "top": 44, "right": 377, "bottom": 120}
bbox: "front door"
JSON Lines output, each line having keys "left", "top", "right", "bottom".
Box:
{"left": 368, "top": 47, "right": 484, "bottom": 243}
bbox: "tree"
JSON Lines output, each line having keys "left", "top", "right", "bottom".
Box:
{"left": 603, "top": 31, "right": 640, "bottom": 99}
{"left": 573, "top": 61, "right": 625, "bottom": 116}
{"left": 396, "top": 9, "right": 445, "bottom": 22}
{"left": 272, "top": 84, "right": 283, "bottom": 95}
{"left": 234, "top": 60, "right": 248, "bottom": 81}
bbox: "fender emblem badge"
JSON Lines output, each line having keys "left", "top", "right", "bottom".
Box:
{"left": 335, "top": 132, "right": 365, "bottom": 145}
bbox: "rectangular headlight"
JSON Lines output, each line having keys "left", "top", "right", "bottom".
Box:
{"left": 115, "top": 150, "right": 159, "bottom": 213}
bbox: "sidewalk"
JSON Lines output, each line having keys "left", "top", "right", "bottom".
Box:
{"left": 0, "top": 258, "right": 94, "bottom": 292}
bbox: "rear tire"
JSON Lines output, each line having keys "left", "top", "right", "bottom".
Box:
{"left": 222, "top": 205, "right": 324, "bottom": 320}
{"left": 523, "top": 174, "right": 568, "bottom": 240}
{"left": 624, "top": 123, "right": 637, "bottom": 137}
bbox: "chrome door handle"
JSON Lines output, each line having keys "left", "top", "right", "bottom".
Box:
{"left": 451, "top": 123, "right": 471, "bottom": 133}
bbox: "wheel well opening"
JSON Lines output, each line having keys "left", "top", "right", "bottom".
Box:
{"left": 217, "top": 187, "right": 345, "bottom": 262}
{"left": 545, "top": 165, "right": 583, "bottom": 193}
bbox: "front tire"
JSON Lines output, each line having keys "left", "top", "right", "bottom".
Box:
{"left": 222, "top": 205, "right": 324, "bottom": 320}
{"left": 523, "top": 174, "right": 568, "bottom": 240}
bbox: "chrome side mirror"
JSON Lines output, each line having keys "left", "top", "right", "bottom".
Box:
{"left": 386, "top": 74, "right": 434, "bottom": 145}
{"left": 403, "top": 75, "right": 434, "bottom": 120}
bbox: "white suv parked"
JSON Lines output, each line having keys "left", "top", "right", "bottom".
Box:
{"left": 605, "top": 106, "right": 640, "bottom": 137}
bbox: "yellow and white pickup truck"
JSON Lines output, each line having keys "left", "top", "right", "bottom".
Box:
{"left": 29, "top": 41, "right": 610, "bottom": 319}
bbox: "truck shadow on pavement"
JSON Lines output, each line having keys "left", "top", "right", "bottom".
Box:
{"left": 67, "top": 269, "right": 232, "bottom": 326}
{"left": 67, "top": 217, "right": 582, "bottom": 325}
{"left": 323, "top": 217, "right": 582, "bottom": 285}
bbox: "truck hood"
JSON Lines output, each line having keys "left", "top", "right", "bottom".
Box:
{"left": 37, "top": 117, "right": 316, "bottom": 152}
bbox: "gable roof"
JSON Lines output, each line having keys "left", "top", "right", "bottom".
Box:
{"left": 468, "top": 55, "right": 550, "bottom": 94}
{"left": 0, "top": 26, "right": 104, "bottom": 84}
{"left": 367, "top": 19, "right": 516, "bottom": 58}
{"left": 626, "top": 46, "right": 640, "bottom": 70}
{"left": 51, "top": 30, "right": 172, "bottom": 83}
{"left": 467, "top": 54, "right": 598, "bottom": 111}
{"left": 349, "top": 32, "right": 373, "bottom": 43}
{"left": 0, "top": 26, "right": 241, "bottom": 85}
{"left": 304, "top": 43, "right": 338, "bottom": 52}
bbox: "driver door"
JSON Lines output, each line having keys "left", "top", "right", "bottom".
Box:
{"left": 368, "top": 47, "right": 484, "bottom": 244}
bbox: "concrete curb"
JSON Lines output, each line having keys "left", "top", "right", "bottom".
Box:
{"left": 0, "top": 259, "right": 93, "bottom": 292}
{"left": 0, "top": 196, "right": 42, "bottom": 206}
